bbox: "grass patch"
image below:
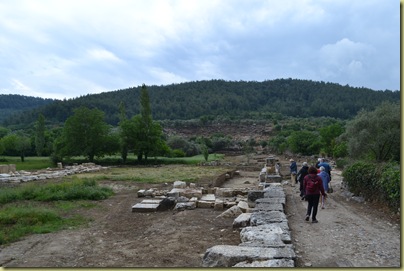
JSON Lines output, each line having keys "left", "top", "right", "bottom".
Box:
{"left": 0, "top": 178, "right": 114, "bottom": 204}
{"left": 0, "top": 156, "right": 53, "bottom": 171}
{"left": 0, "top": 204, "right": 89, "bottom": 245}
{"left": 73, "top": 164, "right": 231, "bottom": 184}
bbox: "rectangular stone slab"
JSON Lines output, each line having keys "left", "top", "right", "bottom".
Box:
{"left": 202, "top": 245, "right": 295, "bottom": 267}
{"left": 131, "top": 203, "right": 159, "bottom": 212}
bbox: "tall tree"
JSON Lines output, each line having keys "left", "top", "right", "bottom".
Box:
{"left": 61, "top": 106, "right": 110, "bottom": 162}
{"left": 133, "top": 84, "right": 167, "bottom": 161}
{"left": 118, "top": 102, "right": 130, "bottom": 163}
{"left": 34, "top": 113, "right": 46, "bottom": 156}
{"left": 342, "top": 102, "right": 400, "bottom": 162}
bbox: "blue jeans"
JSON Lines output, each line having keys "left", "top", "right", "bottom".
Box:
{"left": 305, "top": 194, "right": 320, "bottom": 221}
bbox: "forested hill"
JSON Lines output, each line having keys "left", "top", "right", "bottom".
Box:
{"left": 2, "top": 79, "right": 400, "bottom": 127}
{"left": 0, "top": 94, "right": 55, "bottom": 123}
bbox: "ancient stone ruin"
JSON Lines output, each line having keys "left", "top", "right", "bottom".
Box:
{"left": 0, "top": 163, "right": 107, "bottom": 183}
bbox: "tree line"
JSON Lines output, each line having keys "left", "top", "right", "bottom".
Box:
{"left": 0, "top": 85, "right": 399, "bottom": 210}
{"left": 1, "top": 78, "right": 399, "bottom": 129}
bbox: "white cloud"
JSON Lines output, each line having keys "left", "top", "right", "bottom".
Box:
{"left": 0, "top": 0, "right": 399, "bottom": 98}
{"left": 86, "top": 49, "right": 122, "bottom": 62}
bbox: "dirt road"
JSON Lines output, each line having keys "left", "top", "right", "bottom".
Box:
{"left": 285, "top": 169, "right": 400, "bottom": 267}
{"left": 0, "top": 161, "right": 400, "bottom": 268}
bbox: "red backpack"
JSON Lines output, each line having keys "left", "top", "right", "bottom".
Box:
{"left": 306, "top": 175, "right": 319, "bottom": 193}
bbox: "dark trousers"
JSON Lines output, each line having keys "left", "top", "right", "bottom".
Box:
{"left": 299, "top": 180, "right": 304, "bottom": 197}
{"left": 306, "top": 194, "right": 320, "bottom": 220}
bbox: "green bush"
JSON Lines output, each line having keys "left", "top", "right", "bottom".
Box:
{"left": 343, "top": 161, "right": 400, "bottom": 211}
{"left": 378, "top": 162, "right": 400, "bottom": 210}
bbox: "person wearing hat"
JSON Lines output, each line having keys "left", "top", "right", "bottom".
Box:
{"left": 289, "top": 159, "right": 297, "bottom": 187}
{"left": 296, "top": 161, "right": 309, "bottom": 199}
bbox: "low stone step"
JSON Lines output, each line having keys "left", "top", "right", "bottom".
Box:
{"left": 131, "top": 203, "right": 160, "bottom": 212}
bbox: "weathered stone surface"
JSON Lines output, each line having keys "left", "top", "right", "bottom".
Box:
{"left": 237, "top": 200, "right": 250, "bottom": 212}
{"left": 141, "top": 199, "right": 162, "bottom": 204}
{"left": 0, "top": 165, "right": 9, "bottom": 174}
{"left": 214, "top": 199, "right": 224, "bottom": 210}
{"left": 169, "top": 188, "right": 203, "bottom": 199}
{"left": 137, "top": 189, "right": 146, "bottom": 197}
{"left": 247, "top": 190, "right": 265, "bottom": 202}
{"left": 253, "top": 203, "right": 284, "bottom": 212}
{"left": 217, "top": 205, "right": 243, "bottom": 218}
{"left": 202, "top": 245, "right": 295, "bottom": 267}
{"left": 131, "top": 203, "right": 159, "bottom": 212}
{"left": 255, "top": 197, "right": 286, "bottom": 205}
{"left": 263, "top": 189, "right": 285, "bottom": 199}
{"left": 250, "top": 211, "right": 288, "bottom": 225}
{"left": 240, "top": 224, "right": 291, "bottom": 245}
{"left": 233, "top": 213, "right": 251, "bottom": 228}
{"left": 173, "top": 180, "right": 186, "bottom": 188}
{"left": 216, "top": 188, "right": 235, "bottom": 197}
{"left": 157, "top": 197, "right": 175, "bottom": 211}
{"left": 233, "top": 259, "right": 295, "bottom": 267}
{"left": 201, "top": 194, "right": 216, "bottom": 201}
{"left": 174, "top": 202, "right": 196, "bottom": 210}
{"left": 197, "top": 200, "right": 214, "bottom": 208}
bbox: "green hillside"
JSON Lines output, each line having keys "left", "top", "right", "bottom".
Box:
{"left": 1, "top": 79, "right": 399, "bottom": 128}
{"left": 0, "top": 94, "right": 55, "bottom": 124}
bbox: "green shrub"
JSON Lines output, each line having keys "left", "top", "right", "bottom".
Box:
{"left": 343, "top": 161, "right": 400, "bottom": 211}
{"left": 378, "top": 162, "right": 400, "bottom": 210}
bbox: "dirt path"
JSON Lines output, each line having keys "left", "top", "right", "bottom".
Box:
{"left": 0, "top": 162, "right": 400, "bottom": 267}
{"left": 285, "top": 169, "right": 400, "bottom": 267}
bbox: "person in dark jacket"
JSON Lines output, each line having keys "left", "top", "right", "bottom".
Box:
{"left": 296, "top": 162, "right": 309, "bottom": 199}
{"left": 303, "top": 166, "right": 327, "bottom": 223}
{"left": 289, "top": 159, "right": 297, "bottom": 187}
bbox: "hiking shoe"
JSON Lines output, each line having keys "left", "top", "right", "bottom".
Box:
{"left": 305, "top": 215, "right": 310, "bottom": 221}
{"left": 312, "top": 219, "right": 318, "bottom": 223}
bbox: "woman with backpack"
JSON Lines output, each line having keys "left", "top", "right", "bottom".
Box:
{"left": 303, "top": 166, "right": 327, "bottom": 223}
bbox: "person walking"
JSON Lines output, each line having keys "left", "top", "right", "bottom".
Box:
{"left": 317, "top": 158, "right": 332, "bottom": 181}
{"left": 303, "top": 166, "right": 327, "bottom": 223}
{"left": 296, "top": 162, "right": 309, "bottom": 199}
{"left": 289, "top": 159, "right": 297, "bottom": 187}
{"left": 318, "top": 166, "right": 330, "bottom": 209}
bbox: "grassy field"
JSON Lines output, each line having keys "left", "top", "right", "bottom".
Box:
{"left": 0, "top": 153, "right": 224, "bottom": 171}
{"left": 72, "top": 164, "right": 231, "bottom": 184}
{"left": 0, "top": 153, "right": 229, "bottom": 245}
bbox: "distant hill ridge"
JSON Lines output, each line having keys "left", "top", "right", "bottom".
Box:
{"left": 0, "top": 94, "right": 55, "bottom": 124}
{"left": 1, "top": 79, "right": 399, "bottom": 128}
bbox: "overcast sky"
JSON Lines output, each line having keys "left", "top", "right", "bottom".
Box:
{"left": 0, "top": 0, "right": 400, "bottom": 100}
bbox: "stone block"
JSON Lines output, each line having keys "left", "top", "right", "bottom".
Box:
{"left": 233, "top": 259, "right": 295, "bottom": 267}
{"left": 132, "top": 203, "right": 159, "bottom": 212}
{"left": 255, "top": 197, "right": 286, "bottom": 205}
{"left": 201, "top": 194, "right": 216, "bottom": 201}
{"left": 253, "top": 203, "right": 284, "bottom": 212}
{"left": 214, "top": 199, "right": 224, "bottom": 210}
{"left": 197, "top": 200, "right": 214, "bottom": 208}
{"left": 173, "top": 180, "right": 186, "bottom": 188}
{"left": 174, "top": 202, "right": 196, "bottom": 210}
{"left": 217, "top": 205, "right": 243, "bottom": 218}
{"left": 202, "top": 245, "right": 296, "bottom": 267}
{"left": 233, "top": 213, "right": 251, "bottom": 228}
{"left": 240, "top": 224, "right": 291, "bottom": 245}
{"left": 250, "top": 211, "right": 288, "bottom": 225}
{"left": 237, "top": 201, "right": 250, "bottom": 212}
{"left": 247, "top": 190, "right": 265, "bottom": 203}
{"left": 8, "top": 164, "right": 16, "bottom": 173}
{"left": 0, "top": 165, "right": 9, "bottom": 174}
